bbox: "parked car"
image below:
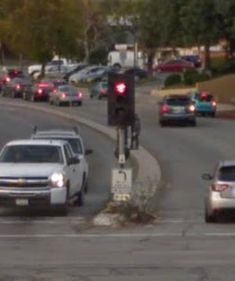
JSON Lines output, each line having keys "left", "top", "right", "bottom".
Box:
{"left": 180, "top": 55, "right": 202, "bottom": 68}
{"left": 124, "top": 66, "right": 148, "bottom": 80}
{"left": 159, "top": 94, "right": 196, "bottom": 126}
{"left": 203, "top": 160, "right": 235, "bottom": 222}
{"left": 89, "top": 80, "right": 108, "bottom": 99}
{"left": 188, "top": 91, "right": 217, "bottom": 117}
{"left": 154, "top": 59, "right": 195, "bottom": 73}
{"left": 0, "top": 139, "right": 85, "bottom": 214}
{"left": 1, "top": 77, "right": 32, "bottom": 98}
{"left": 69, "top": 65, "right": 105, "bottom": 84}
{"left": 31, "top": 128, "right": 92, "bottom": 193}
{"left": 49, "top": 84, "right": 83, "bottom": 106}
{"left": 23, "top": 80, "right": 54, "bottom": 102}
{"left": 63, "top": 63, "right": 88, "bottom": 81}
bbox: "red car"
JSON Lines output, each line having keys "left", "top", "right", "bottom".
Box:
{"left": 154, "top": 59, "right": 195, "bottom": 73}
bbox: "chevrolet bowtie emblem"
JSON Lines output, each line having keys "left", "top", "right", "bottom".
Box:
{"left": 17, "top": 178, "right": 25, "bottom": 185}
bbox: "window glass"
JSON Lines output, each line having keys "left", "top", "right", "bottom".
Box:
{"left": 166, "top": 97, "right": 191, "bottom": 106}
{"left": 0, "top": 145, "right": 63, "bottom": 163}
{"left": 218, "top": 166, "right": 235, "bottom": 181}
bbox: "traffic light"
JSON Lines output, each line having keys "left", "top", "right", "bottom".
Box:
{"left": 108, "top": 72, "right": 135, "bottom": 127}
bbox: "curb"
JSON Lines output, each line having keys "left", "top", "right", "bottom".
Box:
{"left": 0, "top": 100, "right": 161, "bottom": 225}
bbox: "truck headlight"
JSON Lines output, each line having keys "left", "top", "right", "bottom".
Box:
{"left": 49, "top": 172, "right": 64, "bottom": 188}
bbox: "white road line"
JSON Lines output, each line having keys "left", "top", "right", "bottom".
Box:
{"left": 0, "top": 218, "right": 85, "bottom": 224}
{"left": 0, "top": 232, "right": 234, "bottom": 239}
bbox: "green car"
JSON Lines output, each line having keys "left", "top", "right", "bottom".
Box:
{"left": 89, "top": 80, "right": 108, "bottom": 99}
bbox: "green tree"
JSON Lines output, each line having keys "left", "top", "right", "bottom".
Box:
{"left": 180, "top": 0, "right": 218, "bottom": 69}
{"left": 138, "top": 0, "right": 184, "bottom": 70}
{"left": 215, "top": 0, "right": 235, "bottom": 59}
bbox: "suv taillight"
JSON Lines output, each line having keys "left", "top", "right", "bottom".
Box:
{"left": 211, "top": 101, "right": 217, "bottom": 107}
{"left": 211, "top": 183, "right": 230, "bottom": 192}
{"left": 161, "top": 104, "right": 169, "bottom": 113}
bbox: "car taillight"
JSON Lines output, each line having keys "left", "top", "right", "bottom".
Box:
{"left": 15, "top": 84, "right": 21, "bottom": 90}
{"left": 211, "top": 101, "right": 217, "bottom": 107}
{"left": 211, "top": 183, "right": 230, "bottom": 192}
{"left": 187, "top": 104, "right": 195, "bottom": 112}
{"left": 77, "top": 92, "right": 82, "bottom": 98}
{"left": 5, "top": 76, "right": 10, "bottom": 82}
{"left": 161, "top": 104, "right": 169, "bottom": 113}
{"left": 37, "top": 89, "right": 43, "bottom": 95}
{"left": 61, "top": 92, "right": 66, "bottom": 99}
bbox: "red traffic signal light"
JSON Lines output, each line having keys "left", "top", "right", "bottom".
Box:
{"left": 114, "top": 82, "right": 127, "bottom": 96}
{"left": 108, "top": 73, "right": 135, "bottom": 127}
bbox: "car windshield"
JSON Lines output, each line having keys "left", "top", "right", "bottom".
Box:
{"left": 0, "top": 145, "right": 63, "bottom": 163}
{"left": 166, "top": 97, "right": 191, "bottom": 106}
{"left": 218, "top": 166, "right": 235, "bottom": 181}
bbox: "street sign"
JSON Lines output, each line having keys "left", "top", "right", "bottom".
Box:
{"left": 111, "top": 168, "right": 132, "bottom": 195}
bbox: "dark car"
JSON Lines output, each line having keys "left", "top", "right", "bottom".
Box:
{"left": 2, "top": 77, "right": 32, "bottom": 98}
{"left": 0, "top": 68, "right": 24, "bottom": 91}
{"left": 124, "top": 67, "right": 148, "bottom": 80}
{"left": 180, "top": 55, "right": 202, "bottom": 68}
{"left": 23, "top": 80, "right": 54, "bottom": 102}
{"left": 159, "top": 94, "right": 196, "bottom": 126}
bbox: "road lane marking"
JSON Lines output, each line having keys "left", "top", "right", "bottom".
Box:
{"left": 0, "top": 232, "right": 234, "bottom": 239}
{"left": 0, "top": 218, "right": 85, "bottom": 224}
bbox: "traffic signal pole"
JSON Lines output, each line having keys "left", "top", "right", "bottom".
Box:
{"left": 108, "top": 72, "right": 137, "bottom": 201}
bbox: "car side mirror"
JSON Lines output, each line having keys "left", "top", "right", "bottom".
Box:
{"left": 202, "top": 173, "right": 213, "bottom": 180}
{"left": 85, "top": 149, "right": 93, "bottom": 155}
{"left": 68, "top": 156, "right": 80, "bottom": 165}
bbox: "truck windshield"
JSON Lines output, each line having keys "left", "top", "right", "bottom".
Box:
{"left": 0, "top": 145, "right": 64, "bottom": 164}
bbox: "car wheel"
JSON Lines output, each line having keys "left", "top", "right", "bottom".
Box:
{"left": 160, "top": 120, "right": 166, "bottom": 127}
{"left": 190, "top": 120, "right": 197, "bottom": 127}
{"left": 57, "top": 205, "right": 68, "bottom": 216}
{"left": 83, "top": 175, "right": 88, "bottom": 194}
{"left": 76, "top": 189, "right": 84, "bottom": 207}
{"left": 205, "top": 208, "right": 217, "bottom": 223}
{"left": 210, "top": 112, "right": 216, "bottom": 118}
{"left": 77, "top": 101, "right": 82, "bottom": 106}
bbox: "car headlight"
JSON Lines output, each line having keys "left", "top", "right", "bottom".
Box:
{"left": 49, "top": 172, "right": 65, "bottom": 188}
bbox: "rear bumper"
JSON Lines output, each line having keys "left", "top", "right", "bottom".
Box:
{"left": 160, "top": 113, "right": 195, "bottom": 122}
{"left": 206, "top": 191, "right": 235, "bottom": 211}
{"left": 0, "top": 187, "right": 67, "bottom": 208}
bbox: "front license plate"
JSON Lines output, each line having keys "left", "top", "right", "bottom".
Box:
{"left": 15, "top": 199, "right": 29, "bottom": 206}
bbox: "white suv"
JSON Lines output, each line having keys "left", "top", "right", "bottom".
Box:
{"left": 31, "top": 128, "right": 91, "bottom": 193}
{"left": 0, "top": 139, "right": 85, "bottom": 214}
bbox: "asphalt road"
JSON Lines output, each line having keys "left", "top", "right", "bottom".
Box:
{"left": 1, "top": 92, "right": 235, "bottom": 280}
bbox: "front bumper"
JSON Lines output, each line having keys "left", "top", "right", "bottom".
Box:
{"left": 0, "top": 187, "right": 67, "bottom": 208}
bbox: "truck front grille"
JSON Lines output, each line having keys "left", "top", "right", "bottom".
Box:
{"left": 0, "top": 177, "right": 49, "bottom": 188}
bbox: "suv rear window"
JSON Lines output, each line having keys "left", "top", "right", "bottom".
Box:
{"left": 166, "top": 97, "right": 191, "bottom": 106}
{"left": 196, "top": 93, "right": 213, "bottom": 102}
{"left": 218, "top": 166, "right": 235, "bottom": 181}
